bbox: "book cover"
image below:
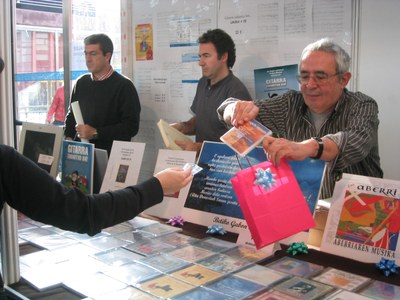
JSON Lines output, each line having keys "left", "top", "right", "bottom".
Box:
{"left": 320, "top": 173, "right": 400, "bottom": 264}
{"left": 157, "top": 119, "right": 194, "bottom": 150}
{"left": 220, "top": 119, "right": 272, "bottom": 157}
{"left": 254, "top": 63, "right": 299, "bottom": 99}
{"left": 61, "top": 140, "right": 94, "bottom": 194}
{"left": 144, "top": 148, "right": 196, "bottom": 218}
{"left": 100, "top": 141, "right": 145, "bottom": 192}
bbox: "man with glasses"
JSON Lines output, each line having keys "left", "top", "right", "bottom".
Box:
{"left": 64, "top": 33, "right": 141, "bottom": 155}
{"left": 217, "top": 38, "right": 383, "bottom": 199}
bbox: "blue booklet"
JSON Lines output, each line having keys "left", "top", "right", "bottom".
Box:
{"left": 61, "top": 140, "right": 94, "bottom": 194}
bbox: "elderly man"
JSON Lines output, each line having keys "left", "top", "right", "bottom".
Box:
{"left": 218, "top": 38, "right": 383, "bottom": 199}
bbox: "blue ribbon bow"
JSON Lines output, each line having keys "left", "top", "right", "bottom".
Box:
{"left": 254, "top": 167, "right": 276, "bottom": 190}
{"left": 206, "top": 224, "right": 226, "bottom": 235}
{"left": 376, "top": 258, "right": 399, "bottom": 277}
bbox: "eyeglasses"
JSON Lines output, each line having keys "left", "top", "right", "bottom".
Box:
{"left": 296, "top": 72, "right": 341, "bottom": 85}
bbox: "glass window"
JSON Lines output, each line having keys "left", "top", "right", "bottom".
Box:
{"left": 14, "top": 0, "right": 121, "bottom": 127}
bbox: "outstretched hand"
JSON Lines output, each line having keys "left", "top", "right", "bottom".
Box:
{"left": 154, "top": 167, "right": 193, "bottom": 195}
{"left": 223, "top": 100, "right": 259, "bottom": 127}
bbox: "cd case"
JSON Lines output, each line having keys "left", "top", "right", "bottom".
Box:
{"left": 266, "top": 257, "right": 324, "bottom": 278}
{"left": 312, "top": 267, "right": 371, "bottom": 291}
{"left": 220, "top": 119, "right": 272, "bottom": 157}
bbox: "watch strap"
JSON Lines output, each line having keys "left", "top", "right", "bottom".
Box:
{"left": 311, "top": 137, "right": 323, "bottom": 159}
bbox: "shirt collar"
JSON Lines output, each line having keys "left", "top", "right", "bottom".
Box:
{"left": 91, "top": 66, "right": 114, "bottom": 81}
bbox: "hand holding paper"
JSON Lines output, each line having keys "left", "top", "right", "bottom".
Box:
{"left": 71, "top": 101, "right": 89, "bottom": 143}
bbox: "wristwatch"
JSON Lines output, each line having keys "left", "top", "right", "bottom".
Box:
{"left": 92, "top": 131, "right": 98, "bottom": 140}
{"left": 311, "top": 137, "right": 324, "bottom": 159}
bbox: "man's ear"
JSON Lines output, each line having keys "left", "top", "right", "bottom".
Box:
{"left": 340, "top": 71, "right": 351, "bottom": 87}
{"left": 220, "top": 52, "right": 228, "bottom": 63}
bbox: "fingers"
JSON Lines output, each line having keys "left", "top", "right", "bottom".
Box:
{"left": 231, "top": 101, "right": 258, "bottom": 127}
{"left": 263, "top": 137, "right": 287, "bottom": 166}
{"left": 175, "top": 140, "right": 192, "bottom": 150}
{"left": 155, "top": 167, "right": 193, "bottom": 195}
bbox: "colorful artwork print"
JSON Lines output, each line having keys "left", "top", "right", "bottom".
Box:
{"left": 135, "top": 24, "right": 153, "bottom": 61}
{"left": 336, "top": 190, "right": 400, "bottom": 251}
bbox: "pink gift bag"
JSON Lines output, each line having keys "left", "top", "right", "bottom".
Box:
{"left": 231, "top": 159, "right": 315, "bottom": 249}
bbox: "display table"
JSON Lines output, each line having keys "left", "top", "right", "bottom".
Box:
{"left": 6, "top": 214, "right": 400, "bottom": 299}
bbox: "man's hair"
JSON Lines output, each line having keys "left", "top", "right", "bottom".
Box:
{"left": 0, "top": 57, "right": 4, "bottom": 74}
{"left": 301, "top": 38, "right": 351, "bottom": 74}
{"left": 84, "top": 33, "right": 114, "bottom": 58}
{"left": 198, "top": 29, "right": 236, "bottom": 69}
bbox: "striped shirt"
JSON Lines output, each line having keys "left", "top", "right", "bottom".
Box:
{"left": 218, "top": 89, "right": 383, "bottom": 199}
{"left": 91, "top": 66, "right": 114, "bottom": 81}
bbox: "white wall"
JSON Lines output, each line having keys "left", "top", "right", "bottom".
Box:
{"left": 358, "top": 0, "right": 400, "bottom": 180}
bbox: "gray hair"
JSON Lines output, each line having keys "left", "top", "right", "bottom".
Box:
{"left": 301, "top": 38, "right": 351, "bottom": 74}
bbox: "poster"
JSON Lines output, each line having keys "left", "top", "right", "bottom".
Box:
{"left": 254, "top": 64, "right": 299, "bottom": 99}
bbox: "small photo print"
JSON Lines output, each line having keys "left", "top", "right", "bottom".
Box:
{"left": 116, "top": 164, "right": 129, "bottom": 183}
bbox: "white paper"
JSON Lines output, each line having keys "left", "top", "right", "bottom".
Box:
{"left": 71, "top": 101, "right": 89, "bottom": 143}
